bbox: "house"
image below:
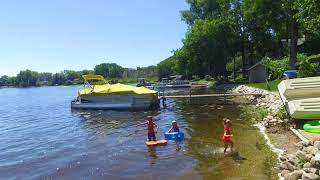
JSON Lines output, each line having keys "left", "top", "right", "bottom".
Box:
{"left": 247, "top": 63, "right": 267, "bottom": 83}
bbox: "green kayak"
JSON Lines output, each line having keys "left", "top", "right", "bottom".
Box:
{"left": 303, "top": 120, "right": 320, "bottom": 133}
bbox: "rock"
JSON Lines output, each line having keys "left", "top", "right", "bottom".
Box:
{"left": 280, "top": 161, "right": 295, "bottom": 171}
{"left": 282, "top": 170, "right": 291, "bottom": 177}
{"left": 297, "top": 150, "right": 308, "bottom": 161}
{"left": 314, "top": 141, "right": 320, "bottom": 149}
{"left": 311, "top": 148, "right": 320, "bottom": 155}
{"left": 280, "top": 162, "right": 289, "bottom": 170}
{"left": 285, "top": 170, "right": 304, "bottom": 180}
{"left": 280, "top": 156, "right": 288, "bottom": 161}
{"left": 267, "top": 115, "right": 273, "bottom": 120}
{"left": 288, "top": 156, "right": 300, "bottom": 167}
{"left": 304, "top": 146, "right": 316, "bottom": 153}
{"left": 302, "top": 172, "right": 320, "bottom": 180}
{"left": 270, "top": 119, "right": 278, "bottom": 123}
{"left": 311, "top": 153, "right": 320, "bottom": 168}
{"left": 306, "top": 154, "right": 314, "bottom": 161}
{"left": 297, "top": 141, "right": 306, "bottom": 150}
{"left": 304, "top": 162, "right": 312, "bottom": 168}
{"left": 304, "top": 168, "right": 318, "bottom": 174}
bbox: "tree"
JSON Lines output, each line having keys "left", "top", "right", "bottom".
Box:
{"left": 38, "top": 72, "right": 53, "bottom": 86}
{"left": 157, "top": 57, "right": 176, "bottom": 79}
{"left": 294, "top": 0, "right": 320, "bottom": 33}
{"left": 63, "top": 70, "right": 80, "bottom": 81}
{"left": 81, "top": 69, "right": 94, "bottom": 75}
{"left": 94, "top": 63, "right": 124, "bottom": 78}
{"left": 0, "top": 75, "right": 9, "bottom": 86}
{"left": 16, "top": 70, "right": 39, "bottom": 87}
{"left": 52, "top": 73, "right": 66, "bottom": 85}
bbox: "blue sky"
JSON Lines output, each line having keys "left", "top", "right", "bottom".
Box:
{"left": 0, "top": 0, "right": 189, "bottom": 76}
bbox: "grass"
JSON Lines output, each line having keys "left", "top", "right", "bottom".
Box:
{"left": 239, "top": 105, "right": 269, "bottom": 123}
{"left": 246, "top": 79, "right": 282, "bottom": 91}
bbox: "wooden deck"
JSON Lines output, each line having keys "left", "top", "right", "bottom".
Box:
{"left": 160, "top": 93, "right": 264, "bottom": 99}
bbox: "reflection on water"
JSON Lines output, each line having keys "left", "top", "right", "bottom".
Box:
{"left": 0, "top": 86, "right": 276, "bottom": 180}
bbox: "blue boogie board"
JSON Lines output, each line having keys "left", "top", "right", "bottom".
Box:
{"left": 164, "top": 131, "right": 184, "bottom": 141}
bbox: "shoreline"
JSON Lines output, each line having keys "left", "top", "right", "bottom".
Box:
{"left": 229, "top": 85, "right": 320, "bottom": 180}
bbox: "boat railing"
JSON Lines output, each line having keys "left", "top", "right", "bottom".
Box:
{"left": 84, "top": 80, "right": 93, "bottom": 90}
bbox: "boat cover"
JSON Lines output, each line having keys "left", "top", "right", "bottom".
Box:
{"left": 82, "top": 75, "right": 105, "bottom": 81}
{"left": 79, "top": 83, "right": 157, "bottom": 96}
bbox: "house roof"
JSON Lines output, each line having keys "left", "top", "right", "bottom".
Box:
{"left": 246, "top": 62, "right": 266, "bottom": 71}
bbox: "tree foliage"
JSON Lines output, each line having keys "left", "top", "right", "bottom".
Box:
{"left": 157, "top": 0, "right": 320, "bottom": 79}
{"left": 94, "top": 63, "right": 124, "bottom": 79}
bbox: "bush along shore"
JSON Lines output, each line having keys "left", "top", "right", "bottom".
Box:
{"left": 229, "top": 85, "right": 320, "bottom": 180}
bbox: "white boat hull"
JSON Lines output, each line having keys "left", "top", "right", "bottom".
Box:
{"left": 71, "top": 94, "right": 159, "bottom": 110}
{"left": 288, "top": 98, "right": 320, "bottom": 119}
{"left": 278, "top": 76, "right": 320, "bottom": 101}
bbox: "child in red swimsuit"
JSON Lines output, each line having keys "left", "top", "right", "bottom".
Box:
{"left": 222, "top": 118, "right": 233, "bottom": 154}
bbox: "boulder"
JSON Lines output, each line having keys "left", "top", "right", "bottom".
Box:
{"left": 303, "top": 168, "right": 318, "bottom": 174}
{"left": 266, "top": 115, "right": 273, "bottom": 120}
{"left": 296, "top": 141, "right": 305, "bottom": 150}
{"left": 311, "top": 153, "right": 320, "bottom": 167}
{"left": 302, "top": 172, "right": 320, "bottom": 180}
{"left": 304, "top": 162, "right": 312, "bottom": 168}
{"left": 297, "top": 150, "right": 308, "bottom": 161}
{"left": 288, "top": 156, "right": 300, "bottom": 167}
{"left": 282, "top": 170, "right": 291, "bottom": 177}
{"left": 280, "top": 161, "right": 296, "bottom": 171}
{"left": 306, "top": 154, "right": 314, "bottom": 161}
{"left": 285, "top": 170, "right": 303, "bottom": 180}
{"left": 280, "top": 155, "right": 288, "bottom": 161}
{"left": 270, "top": 119, "right": 278, "bottom": 123}
{"left": 313, "top": 141, "right": 320, "bottom": 149}
{"left": 311, "top": 148, "right": 320, "bottom": 155}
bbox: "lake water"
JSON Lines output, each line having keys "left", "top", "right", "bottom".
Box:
{"left": 0, "top": 86, "right": 277, "bottom": 180}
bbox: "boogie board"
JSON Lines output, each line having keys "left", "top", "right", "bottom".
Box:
{"left": 146, "top": 140, "right": 168, "bottom": 146}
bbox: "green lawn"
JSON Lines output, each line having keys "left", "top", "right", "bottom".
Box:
{"left": 247, "top": 79, "right": 282, "bottom": 91}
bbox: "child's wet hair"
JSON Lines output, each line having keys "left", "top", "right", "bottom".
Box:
{"left": 223, "top": 118, "right": 232, "bottom": 125}
{"left": 147, "top": 116, "right": 153, "bottom": 120}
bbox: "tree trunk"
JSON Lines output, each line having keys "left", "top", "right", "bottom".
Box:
{"left": 289, "top": 18, "right": 298, "bottom": 70}
{"left": 233, "top": 55, "right": 236, "bottom": 81}
{"left": 241, "top": 43, "right": 246, "bottom": 78}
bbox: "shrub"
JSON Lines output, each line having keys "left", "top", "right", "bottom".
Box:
{"left": 204, "top": 75, "right": 212, "bottom": 81}
{"left": 261, "top": 57, "right": 288, "bottom": 80}
{"left": 261, "top": 53, "right": 307, "bottom": 79}
{"left": 298, "top": 59, "right": 318, "bottom": 77}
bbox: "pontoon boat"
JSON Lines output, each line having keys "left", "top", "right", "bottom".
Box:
{"left": 71, "top": 75, "right": 159, "bottom": 110}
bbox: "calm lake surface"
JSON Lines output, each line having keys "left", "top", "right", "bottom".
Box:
{"left": 0, "top": 86, "right": 277, "bottom": 180}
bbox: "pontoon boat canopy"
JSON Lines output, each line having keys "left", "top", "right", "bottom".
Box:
{"left": 82, "top": 75, "right": 105, "bottom": 81}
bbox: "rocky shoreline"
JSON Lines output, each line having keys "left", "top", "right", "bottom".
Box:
{"left": 229, "top": 85, "right": 320, "bottom": 180}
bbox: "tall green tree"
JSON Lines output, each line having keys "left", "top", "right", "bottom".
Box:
{"left": 157, "top": 57, "right": 176, "bottom": 79}
{"left": 16, "top": 70, "right": 39, "bottom": 87}
{"left": 94, "top": 63, "right": 124, "bottom": 78}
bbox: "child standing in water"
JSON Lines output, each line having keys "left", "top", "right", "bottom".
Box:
{"left": 147, "top": 116, "right": 158, "bottom": 141}
{"left": 137, "top": 116, "right": 158, "bottom": 141}
{"left": 222, "top": 118, "right": 233, "bottom": 154}
{"left": 168, "top": 120, "right": 180, "bottom": 132}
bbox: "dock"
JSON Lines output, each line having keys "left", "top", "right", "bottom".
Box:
{"left": 160, "top": 93, "right": 264, "bottom": 99}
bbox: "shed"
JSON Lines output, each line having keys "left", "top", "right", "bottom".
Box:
{"left": 247, "top": 63, "right": 267, "bottom": 83}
